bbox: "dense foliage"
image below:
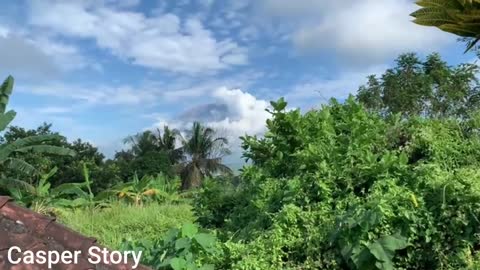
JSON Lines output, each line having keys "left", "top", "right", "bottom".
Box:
{"left": 191, "top": 97, "right": 480, "bottom": 269}
{"left": 357, "top": 53, "right": 480, "bottom": 118}
{"left": 0, "top": 123, "right": 116, "bottom": 192}
{"left": 6, "top": 9, "right": 480, "bottom": 266}
{"left": 121, "top": 223, "right": 222, "bottom": 270}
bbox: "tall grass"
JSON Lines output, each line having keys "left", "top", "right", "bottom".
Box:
{"left": 58, "top": 201, "right": 195, "bottom": 249}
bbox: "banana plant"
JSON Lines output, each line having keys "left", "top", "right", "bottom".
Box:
{"left": 6, "top": 166, "right": 92, "bottom": 214}
{"left": 99, "top": 173, "right": 161, "bottom": 206}
{"left": 54, "top": 162, "right": 105, "bottom": 209}
{"left": 150, "top": 174, "right": 185, "bottom": 204}
{"left": 0, "top": 76, "right": 76, "bottom": 193}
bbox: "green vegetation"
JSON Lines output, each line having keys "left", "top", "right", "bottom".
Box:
{"left": 357, "top": 52, "right": 480, "bottom": 118}
{"left": 200, "top": 96, "right": 480, "bottom": 269}
{"left": 59, "top": 202, "right": 195, "bottom": 250}
{"left": 178, "top": 122, "right": 232, "bottom": 190}
{"left": 5, "top": 6, "right": 480, "bottom": 269}
{"left": 121, "top": 223, "right": 222, "bottom": 270}
{"left": 412, "top": 0, "right": 480, "bottom": 52}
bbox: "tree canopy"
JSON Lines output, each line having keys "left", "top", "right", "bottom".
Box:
{"left": 356, "top": 52, "right": 480, "bottom": 118}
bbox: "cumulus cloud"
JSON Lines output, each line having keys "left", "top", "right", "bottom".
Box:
{"left": 0, "top": 33, "right": 59, "bottom": 79}
{"left": 152, "top": 87, "right": 270, "bottom": 140}
{"left": 256, "top": 0, "right": 454, "bottom": 65}
{"left": 0, "top": 23, "right": 98, "bottom": 78}
{"left": 28, "top": 1, "right": 248, "bottom": 74}
{"left": 149, "top": 87, "right": 271, "bottom": 166}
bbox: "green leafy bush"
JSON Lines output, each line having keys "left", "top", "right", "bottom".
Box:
{"left": 120, "top": 223, "right": 222, "bottom": 270}
{"left": 193, "top": 96, "right": 480, "bottom": 269}
{"left": 193, "top": 177, "right": 246, "bottom": 229}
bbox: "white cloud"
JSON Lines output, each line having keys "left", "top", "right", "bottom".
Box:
{"left": 0, "top": 23, "right": 98, "bottom": 76}
{"left": 28, "top": 1, "right": 248, "bottom": 74}
{"left": 30, "top": 37, "right": 99, "bottom": 72}
{"left": 158, "top": 70, "right": 265, "bottom": 102}
{"left": 0, "top": 31, "right": 59, "bottom": 79}
{"left": 36, "top": 106, "right": 74, "bottom": 114}
{"left": 148, "top": 87, "right": 273, "bottom": 167}
{"left": 152, "top": 87, "right": 271, "bottom": 139}
{"left": 209, "top": 87, "right": 270, "bottom": 136}
{"left": 16, "top": 82, "right": 158, "bottom": 106}
{"left": 15, "top": 69, "right": 265, "bottom": 111}
{"left": 285, "top": 64, "right": 388, "bottom": 109}
{"left": 257, "top": 0, "right": 454, "bottom": 65}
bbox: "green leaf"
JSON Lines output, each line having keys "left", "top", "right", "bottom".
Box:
{"left": 377, "top": 234, "right": 408, "bottom": 252}
{"left": 351, "top": 245, "right": 376, "bottom": 270}
{"left": 51, "top": 183, "right": 87, "bottom": 197}
{"left": 163, "top": 228, "right": 180, "bottom": 244}
{"left": 170, "top": 258, "right": 187, "bottom": 270}
{"left": 175, "top": 237, "right": 191, "bottom": 251}
{"left": 0, "top": 110, "right": 16, "bottom": 131}
{"left": 15, "top": 145, "right": 76, "bottom": 157}
{"left": 4, "top": 158, "right": 36, "bottom": 175}
{"left": 415, "top": 0, "right": 464, "bottom": 9}
{"left": 0, "top": 76, "right": 14, "bottom": 114}
{"left": 367, "top": 235, "right": 408, "bottom": 270}
{"left": 181, "top": 223, "right": 198, "bottom": 238}
{"left": 194, "top": 233, "right": 216, "bottom": 250}
{"left": 198, "top": 265, "right": 214, "bottom": 270}
{"left": 0, "top": 134, "right": 71, "bottom": 161}
{"left": 270, "top": 98, "right": 288, "bottom": 111}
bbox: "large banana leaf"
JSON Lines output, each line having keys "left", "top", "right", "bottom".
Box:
{"left": 4, "top": 158, "right": 37, "bottom": 175}
{"left": 0, "top": 134, "right": 75, "bottom": 161}
{"left": 0, "top": 76, "right": 13, "bottom": 114}
{"left": 15, "top": 145, "right": 76, "bottom": 156}
{"left": 0, "top": 177, "right": 36, "bottom": 195}
{"left": 51, "top": 183, "right": 89, "bottom": 198}
{"left": 0, "top": 75, "right": 78, "bottom": 202}
{"left": 0, "top": 111, "right": 16, "bottom": 131}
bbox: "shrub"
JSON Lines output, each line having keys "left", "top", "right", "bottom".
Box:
{"left": 194, "top": 96, "right": 480, "bottom": 269}
{"left": 120, "top": 223, "right": 222, "bottom": 270}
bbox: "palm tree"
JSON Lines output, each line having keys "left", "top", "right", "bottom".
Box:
{"left": 177, "top": 122, "right": 232, "bottom": 190}
{"left": 155, "top": 126, "right": 184, "bottom": 164}
{"left": 123, "top": 130, "right": 158, "bottom": 156}
{"left": 124, "top": 126, "right": 183, "bottom": 163}
{"left": 411, "top": 0, "right": 480, "bottom": 52}
{"left": 0, "top": 76, "right": 76, "bottom": 192}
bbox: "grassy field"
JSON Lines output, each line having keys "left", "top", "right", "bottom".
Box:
{"left": 58, "top": 202, "right": 195, "bottom": 249}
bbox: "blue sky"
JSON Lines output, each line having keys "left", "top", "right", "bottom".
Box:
{"left": 0, "top": 0, "right": 475, "bottom": 164}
